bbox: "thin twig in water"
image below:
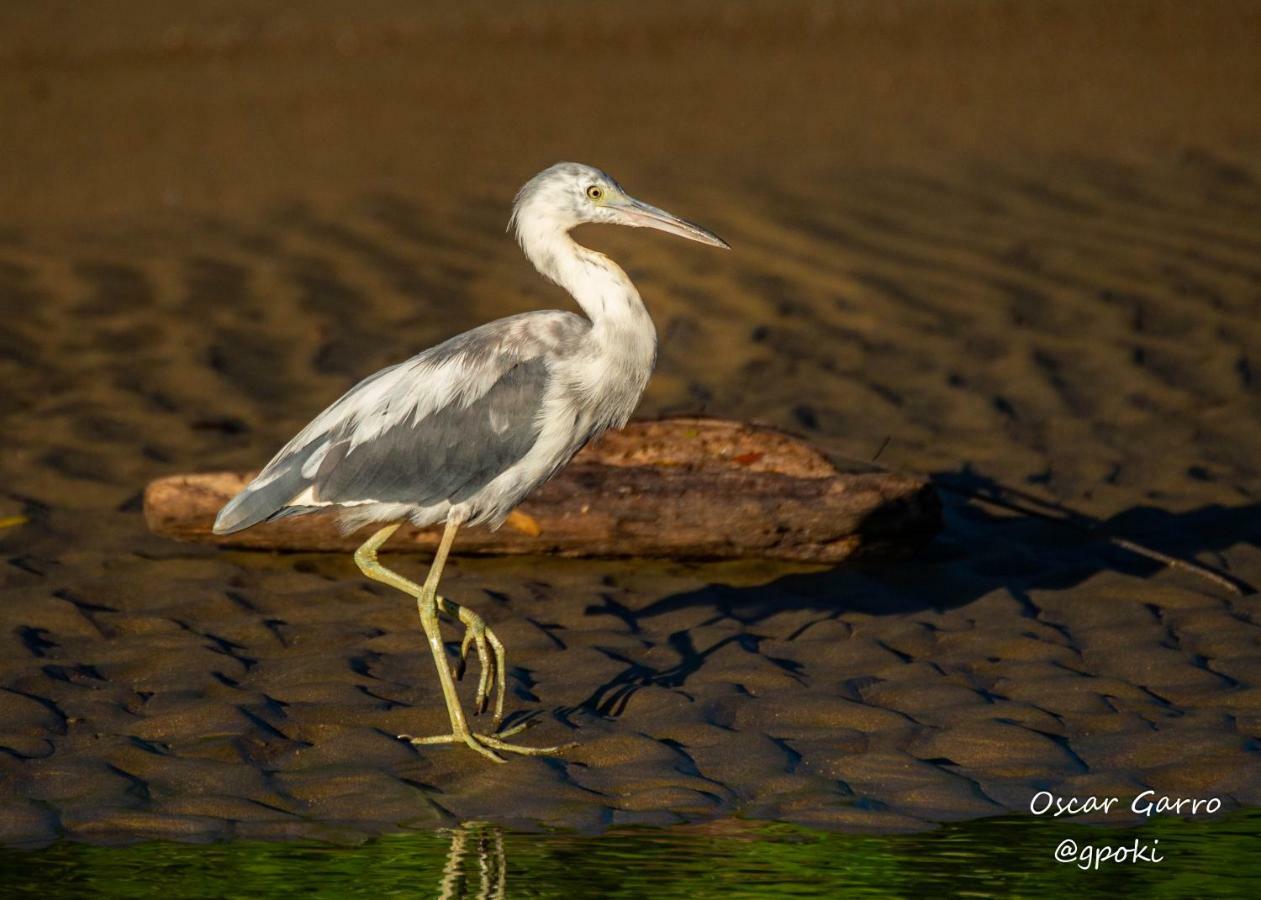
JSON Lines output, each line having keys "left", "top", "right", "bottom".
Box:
{"left": 871, "top": 436, "right": 892, "bottom": 463}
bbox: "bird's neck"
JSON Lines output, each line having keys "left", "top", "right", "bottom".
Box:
{"left": 523, "top": 227, "right": 657, "bottom": 359}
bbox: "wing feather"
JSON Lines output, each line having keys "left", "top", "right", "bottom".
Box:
{"left": 213, "top": 312, "right": 584, "bottom": 534}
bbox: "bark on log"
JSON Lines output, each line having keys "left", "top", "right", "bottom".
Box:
{"left": 144, "top": 418, "right": 940, "bottom": 563}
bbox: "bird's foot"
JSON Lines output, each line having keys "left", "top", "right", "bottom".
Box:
{"left": 399, "top": 721, "right": 575, "bottom": 763}
{"left": 438, "top": 595, "right": 507, "bottom": 728}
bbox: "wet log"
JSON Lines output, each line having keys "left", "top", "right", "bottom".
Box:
{"left": 144, "top": 418, "right": 940, "bottom": 563}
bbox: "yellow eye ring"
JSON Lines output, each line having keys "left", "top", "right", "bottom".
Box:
{"left": 586, "top": 185, "right": 604, "bottom": 201}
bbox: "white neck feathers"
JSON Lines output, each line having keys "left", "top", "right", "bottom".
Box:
{"left": 515, "top": 213, "right": 655, "bottom": 349}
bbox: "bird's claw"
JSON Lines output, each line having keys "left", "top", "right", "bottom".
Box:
{"left": 398, "top": 721, "right": 573, "bottom": 764}
{"left": 447, "top": 603, "right": 506, "bottom": 728}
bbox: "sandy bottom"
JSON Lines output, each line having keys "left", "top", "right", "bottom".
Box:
{"left": 1, "top": 0, "right": 1261, "bottom": 845}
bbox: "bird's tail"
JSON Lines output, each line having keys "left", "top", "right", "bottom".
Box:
{"left": 213, "top": 450, "right": 317, "bottom": 534}
{"left": 213, "top": 486, "right": 279, "bottom": 535}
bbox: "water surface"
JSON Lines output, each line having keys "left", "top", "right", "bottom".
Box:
{"left": 4, "top": 812, "right": 1260, "bottom": 898}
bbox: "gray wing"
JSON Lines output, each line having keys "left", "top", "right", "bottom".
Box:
{"left": 214, "top": 311, "right": 584, "bottom": 534}
{"left": 310, "top": 357, "right": 546, "bottom": 506}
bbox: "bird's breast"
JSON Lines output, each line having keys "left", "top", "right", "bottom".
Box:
{"left": 565, "top": 329, "right": 655, "bottom": 430}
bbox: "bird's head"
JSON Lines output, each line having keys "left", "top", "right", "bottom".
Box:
{"left": 510, "top": 162, "right": 729, "bottom": 250}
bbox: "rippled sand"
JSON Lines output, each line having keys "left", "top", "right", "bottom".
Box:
{"left": 1, "top": 0, "right": 1260, "bottom": 844}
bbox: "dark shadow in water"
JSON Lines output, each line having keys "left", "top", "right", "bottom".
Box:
{"left": 569, "top": 470, "right": 1261, "bottom": 717}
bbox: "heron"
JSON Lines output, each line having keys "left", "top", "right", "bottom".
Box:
{"left": 213, "top": 163, "right": 729, "bottom": 761}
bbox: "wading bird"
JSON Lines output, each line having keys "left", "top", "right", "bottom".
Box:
{"left": 213, "top": 163, "right": 728, "bottom": 761}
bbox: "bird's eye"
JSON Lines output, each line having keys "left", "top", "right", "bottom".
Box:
{"left": 586, "top": 185, "right": 604, "bottom": 201}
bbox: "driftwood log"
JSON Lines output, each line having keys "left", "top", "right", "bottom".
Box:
{"left": 144, "top": 418, "right": 941, "bottom": 563}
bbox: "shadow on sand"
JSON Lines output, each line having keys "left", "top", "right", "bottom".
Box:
{"left": 569, "top": 473, "right": 1261, "bottom": 719}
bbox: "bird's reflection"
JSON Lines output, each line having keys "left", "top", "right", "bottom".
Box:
{"left": 439, "top": 822, "right": 507, "bottom": 900}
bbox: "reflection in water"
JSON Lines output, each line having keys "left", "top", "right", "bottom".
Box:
{"left": 440, "top": 823, "right": 506, "bottom": 900}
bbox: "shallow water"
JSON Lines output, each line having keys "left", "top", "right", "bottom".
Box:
{"left": 4, "top": 812, "right": 1261, "bottom": 898}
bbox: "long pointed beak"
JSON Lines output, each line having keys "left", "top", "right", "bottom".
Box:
{"left": 614, "top": 197, "right": 730, "bottom": 249}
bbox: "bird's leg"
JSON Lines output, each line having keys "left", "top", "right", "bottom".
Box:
{"left": 352, "top": 522, "right": 571, "bottom": 762}
{"left": 406, "top": 520, "right": 501, "bottom": 761}
{"left": 353, "top": 523, "right": 499, "bottom": 713}
{"left": 353, "top": 522, "right": 498, "bottom": 760}
{"left": 406, "top": 520, "right": 573, "bottom": 760}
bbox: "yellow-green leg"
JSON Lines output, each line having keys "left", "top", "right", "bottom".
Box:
{"left": 355, "top": 523, "right": 502, "bottom": 722}
{"left": 353, "top": 521, "right": 571, "bottom": 763}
